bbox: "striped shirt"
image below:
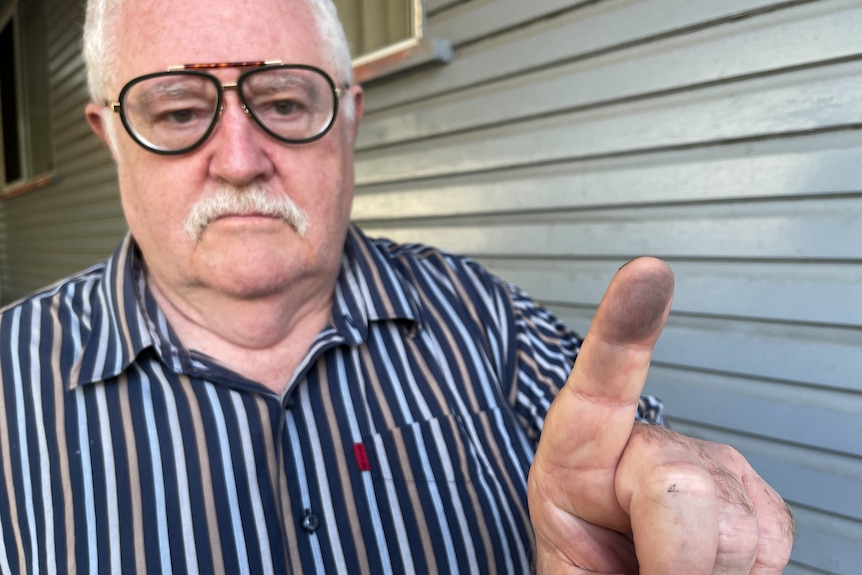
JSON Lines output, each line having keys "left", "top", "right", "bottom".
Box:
{"left": 0, "top": 224, "right": 663, "bottom": 574}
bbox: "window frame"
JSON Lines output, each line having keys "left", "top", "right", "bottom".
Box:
{"left": 0, "top": 0, "right": 56, "bottom": 199}
{"left": 342, "top": 0, "right": 452, "bottom": 84}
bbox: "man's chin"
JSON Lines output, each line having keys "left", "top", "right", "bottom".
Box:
{"left": 196, "top": 257, "right": 302, "bottom": 300}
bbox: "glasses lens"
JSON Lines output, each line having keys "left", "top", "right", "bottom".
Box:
{"left": 241, "top": 67, "right": 337, "bottom": 143}
{"left": 120, "top": 72, "right": 219, "bottom": 153}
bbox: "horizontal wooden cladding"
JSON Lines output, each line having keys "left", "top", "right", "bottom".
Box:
{"left": 4, "top": 159, "right": 118, "bottom": 210}
{"left": 6, "top": 0, "right": 115, "bottom": 303}
{"left": 643, "top": 364, "right": 862, "bottom": 458}
{"left": 46, "top": 0, "right": 83, "bottom": 62}
{"left": 6, "top": 243, "right": 120, "bottom": 274}
{"left": 555, "top": 305, "right": 859, "bottom": 394}
{"left": 367, "top": 0, "right": 843, "bottom": 112}
{"left": 6, "top": 220, "right": 126, "bottom": 247}
{"left": 789, "top": 506, "right": 862, "bottom": 575}
{"left": 5, "top": 246, "right": 110, "bottom": 273}
{"left": 54, "top": 143, "right": 116, "bottom": 181}
{"left": 356, "top": 59, "right": 862, "bottom": 184}
{"left": 353, "top": 131, "right": 862, "bottom": 218}
{"left": 2, "top": 185, "right": 124, "bottom": 302}
{"left": 361, "top": 0, "right": 862, "bottom": 143}
{"left": 358, "top": 197, "right": 862, "bottom": 260}
{"left": 3, "top": 225, "right": 122, "bottom": 299}
{"left": 48, "top": 33, "right": 89, "bottom": 125}
{"left": 5, "top": 195, "right": 124, "bottom": 231}
{"left": 425, "top": 0, "right": 467, "bottom": 16}
{"left": 673, "top": 422, "right": 862, "bottom": 574}
{"left": 425, "top": 0, "right": 591, "bottom": 41}
{"left": 48, "top": 41, "right": 84, "bottom": 96}
{"left": 784, "top": 564, "right": 851, "bottom": 575}
{"left": 52, "top": 92, "right": 91, "bottom": 138}
{"left": 5, "top": 210, "right": 127, "bottom": 251}
{"left": 485, "top": 257, "right": 862, "bottom": 327}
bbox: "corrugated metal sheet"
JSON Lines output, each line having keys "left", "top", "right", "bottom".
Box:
{"left": 352, "top": 0, "right": 862, "bottom": 572}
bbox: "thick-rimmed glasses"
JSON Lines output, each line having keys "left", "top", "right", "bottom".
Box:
{"left": 106, "top": 60, "right": 348, "bottom": 155}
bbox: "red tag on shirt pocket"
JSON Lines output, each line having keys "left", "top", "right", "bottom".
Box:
{"left": 354, "top": 443, "right": 371, "bottom": 472}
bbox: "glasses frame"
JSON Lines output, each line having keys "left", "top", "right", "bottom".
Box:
{"left": 106, "top": 60, "right": 349, "bottom": 155}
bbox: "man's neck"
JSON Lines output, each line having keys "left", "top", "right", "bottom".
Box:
{"left": 147, "top": 277, "right": 334, "bottom": 395}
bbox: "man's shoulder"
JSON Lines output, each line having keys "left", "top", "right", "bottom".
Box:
{"left": 0, "top": 261, "right": 109, "bottom": 320}
{"left": 355, "top": 228, "right": 499, "bottom": 288}
{"left": 347, "top": 227, "right": 524, "bottom": 329}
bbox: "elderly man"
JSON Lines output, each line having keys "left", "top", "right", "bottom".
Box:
{"left": 0, "top": 0, "right": 793, "bottom": 572}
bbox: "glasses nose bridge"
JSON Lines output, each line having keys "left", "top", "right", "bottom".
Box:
{"left": 217, "top": 80, "right": 252, "bottom": 117}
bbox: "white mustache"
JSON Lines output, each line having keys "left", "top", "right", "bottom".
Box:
{"left": 184, "top": 185, "right": 310, "bottom": 241}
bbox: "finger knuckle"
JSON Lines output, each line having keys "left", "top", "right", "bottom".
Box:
{"left": 640, "top": 461, "right": 715, "bottom": 503}
{"left": 708, "top": 442, "right": 747, "bottom": 468}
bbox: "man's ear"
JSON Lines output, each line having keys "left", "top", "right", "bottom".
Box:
{"left": 85, "top": 102, "right": 119, "bottom": 160}
{"left": 85, "top": 102, "right": 109, "bottom": 143}
{"left": 346, "top": 84, "right": 364, "bottom": 143}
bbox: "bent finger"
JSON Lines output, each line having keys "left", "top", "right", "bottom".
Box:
{"left": 622, "top": 425, "right": 720, "bottom": 575}
{"left": 741, "top": 465, "right": 795, "bottom": 574}
{"left": 695, "top": 442, "right": 794, "bottom": 574}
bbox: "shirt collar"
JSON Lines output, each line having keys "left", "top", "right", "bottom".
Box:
{"left": 69, "top": 233, "right": 155, "bottom": 388}
{"left": 71, "top": 224, "right": 419, "bottom": 386}
{"left": 325, "top": 224, "right": 419, "bottom": 345}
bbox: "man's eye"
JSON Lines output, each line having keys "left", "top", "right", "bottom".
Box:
{"left": 167, "top": 109, "right": 195, "bottom": 123}
{"left": 270, "top": 99, "right": 305, "bottom": 116}
{"left": 151, "top": 105, "right": 208, "bottom": 126}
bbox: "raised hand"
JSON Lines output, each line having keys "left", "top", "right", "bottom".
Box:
{"left": 527, "top": 257, "right": 794, "bottom": 574}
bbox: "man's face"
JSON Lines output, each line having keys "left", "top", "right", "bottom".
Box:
{"left": 87, "top": 0, "right": 363, "bottom": 305}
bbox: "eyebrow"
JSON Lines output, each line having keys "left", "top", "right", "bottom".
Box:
{"left": 248, "top": 74, "right": 313, "bottom": 93}
{"left": 137, "top": 79, "right": 212, "bottom": 104}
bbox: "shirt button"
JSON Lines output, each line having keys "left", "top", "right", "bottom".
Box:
{"left": 301, "top": 511, "right": 320, "bottom": 533}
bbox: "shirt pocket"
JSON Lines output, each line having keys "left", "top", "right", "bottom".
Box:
{"left": 359, "top": 407, "right": 534, "bottom": 573}
{"left": 362, "top": 405, "right": 526, "bottom": 488}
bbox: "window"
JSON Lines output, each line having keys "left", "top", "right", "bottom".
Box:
{"left": 0, "top": 0, "right": 54, "bottom": 196}
{"left": 334, "top": 0, "right": 451, "bottom": 83}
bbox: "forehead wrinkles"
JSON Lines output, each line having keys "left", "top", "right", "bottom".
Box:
{"left": 115, "top": 0, "right": 329, "bottom": 66}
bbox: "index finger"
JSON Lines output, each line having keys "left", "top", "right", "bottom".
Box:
{"left": 569, "top": 256, "right": 674, "bottom": 454}
{"left": 536, "top": 258, "right": 674, "bottom": 514}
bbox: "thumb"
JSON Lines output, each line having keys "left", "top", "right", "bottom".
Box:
{"left": 533, "top": 257, "right": 674, "bottom": 525}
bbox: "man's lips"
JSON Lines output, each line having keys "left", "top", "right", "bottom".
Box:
{"left": 213, "top": 212, "right": 281, "bottom": 221}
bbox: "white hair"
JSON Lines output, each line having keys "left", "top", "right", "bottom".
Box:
{"left": 82, "top": 0, "right": 355, "bottom": 118}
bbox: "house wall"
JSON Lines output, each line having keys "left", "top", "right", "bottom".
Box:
{"left": 0, "top": 0, "right": 122, "bottom": 304}
{"left": 351, "top": 1, "right": 862, "bottom": 573}
{"left": 1, "top": 0, "right": 860, "bottom": 572}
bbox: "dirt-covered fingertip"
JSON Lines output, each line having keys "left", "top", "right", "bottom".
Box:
{"left": 600, "top": 257, "right": 675, "bottom": 344}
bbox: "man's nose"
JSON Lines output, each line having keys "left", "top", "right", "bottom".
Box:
{"left": 207, "top": 91, "right": 274, "bottom": 186}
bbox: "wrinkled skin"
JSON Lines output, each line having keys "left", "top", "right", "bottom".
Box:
{"left": 528, "top": 257, "right": 795, "bottom": 574}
